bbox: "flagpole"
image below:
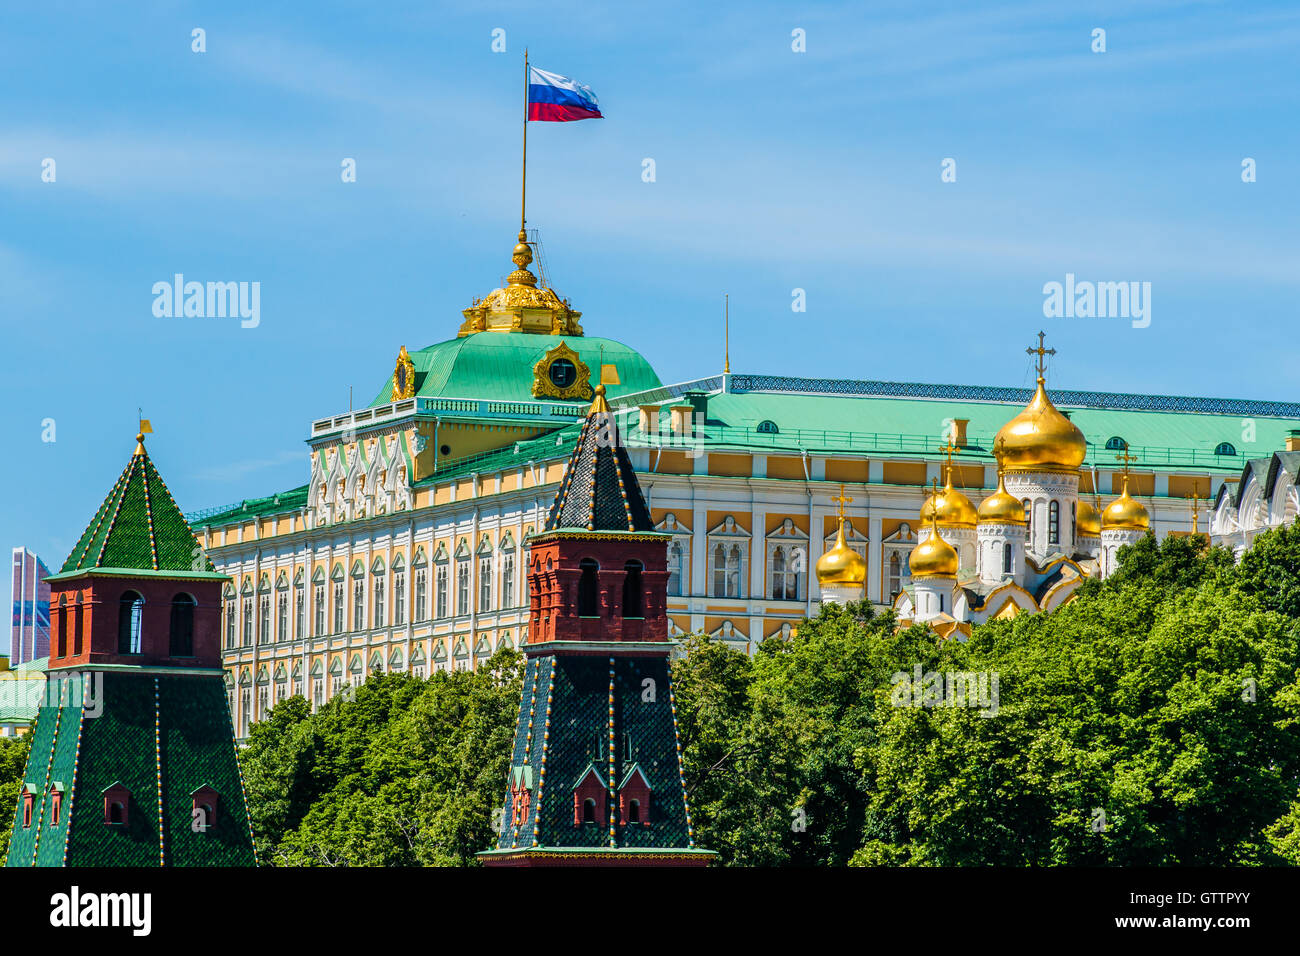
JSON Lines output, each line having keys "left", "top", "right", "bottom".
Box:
{"left": 521, "top": 48, "right": 528, "bottom": 234}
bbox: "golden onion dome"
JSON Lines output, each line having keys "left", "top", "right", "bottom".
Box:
{"left": 994, "top": 376, "right": 1088, "bottom": 474}
{"left": 920, "top": 465, "right": 978, "bottom": 528}
{"left": 909, "top": 514, "right": 959, "bottom": 579}
{"left": 1102, "top": 475, "right": 1150, "bottom": 531}
{"left": 977, "top": 470, "right": 1026, "bottom": 525}
{"left": 816, "top": 519, "right": 867, "bottom": 587}
{"left": 1077, "top": 498, "right": 1102, "bottom": 537}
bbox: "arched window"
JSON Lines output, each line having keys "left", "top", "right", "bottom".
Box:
{"left": 1105, "top": 436, "right": 1127, "bottom": 451}
{"left": 74, "top": 593, "right": 84, "bottom": 657}
{"left": 118, "top": 591, "right": 144, "bottom": 655}
{"left": 712, "top": 544, "right": 743, "bottom": 598}
{"left": 628, "top": 799, "right": 641, "bottom": 824}
{"left": 578, "top": 559, "right": 599, "bottom": 617}
{"left": 622, "top": 561, "right": 643, "bottom": 618}
{"left": 1022, "top": 500, "right": 1032, "bottom": 538}
{"left": 1048, "top": 500, "right": 1060, "bottom": 545}
{"left": 756, "top": 420, "right": 779, "bottom": 434}
{"left": 1215, "top": 442, "right": 1237, "bottom": 457}
{"left": 888, "top": 553, "right": 901, "bottom": 600}
{"left": 582, "top": 798, "right": 597, "bottom": 824}
{"left": 1070, "top": 501, "right": 1077, "bottom": 543}
{"left": 169, "top": 594, "right": 196, "bottom": 657}
{"left": 1002, "top": 541, "right": 1014, "bottom": 574}
{"left": 56, "top": 595, "right": 67, "bottom": 658}
{"left": 726, "top": 545, "right": 742, "bottom": 598}
{"left": 667, "top": 542, "right": 684, "bottom": 597}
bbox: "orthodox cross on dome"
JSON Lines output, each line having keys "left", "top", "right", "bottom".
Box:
{"left": 1186, "top": 492, "right": 1205, "bottom": 534}
{"left": 1026, "top": 330, "right": 1056, "bottom": 383}
{"left": 994, "top": 436, "right": 1007, "bottom": 473}
{"left": 832, "top": 484, "right": 853, "bottom": 521}
{"left": 1115, "top": 443, "right": 1138, "bottom": 475}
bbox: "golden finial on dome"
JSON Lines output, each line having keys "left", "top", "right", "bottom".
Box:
{"left": 508, "top": 228, "right": 538, "bottom": 288}
{"left": 1102, "top": 446, "right": 1150, "bottom": 531}
{"left": 817, "top": 485, "right": 867, "bottom": 587}
{"left": 910, "top": 506, "right": 960, "bottom": 579}
{"left": 994, "top": 332, "right": 1087, "bottom": 474}
{"left": 588, "top": 383, "right": 609, "bottom": 415}
{"left": 977, "top": 452, "right": 1026, "bottom": 525}
{"left": 921, "top": 445, "right": 978, "bottom": 528}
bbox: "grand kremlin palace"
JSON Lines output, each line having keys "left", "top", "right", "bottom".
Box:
{"left": 191, "top": 232, "right": 1300, "bottom": 736}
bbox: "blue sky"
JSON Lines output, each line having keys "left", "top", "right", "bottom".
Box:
{"left": 3, "top": 0, "right": 1299, "bottom": 566}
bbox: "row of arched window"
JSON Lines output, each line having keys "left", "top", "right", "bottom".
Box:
{"left": 54, "top": 590, "right": 198, "bottom": 659}
{"left": 576, "top": 559, "right": 644, "bottom": 618}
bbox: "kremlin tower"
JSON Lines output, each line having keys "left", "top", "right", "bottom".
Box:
{"left": 480, "top": 385, "right": 714, "bottom": 866}
{"left": 6, "top": 433, "right": 256, "bottom": 867}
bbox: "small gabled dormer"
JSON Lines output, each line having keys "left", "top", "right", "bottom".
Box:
{"left": 572, "top": 764, "right": 606, "bottom": 826}
{"left": 191, "top": 785, "right": 220, "bottom": 831}
{"left": 617, "top": 763, "right": 652, "bottom": 826}
{"left": 21, "top": 783, "right": 37, "bottom": 828}
{"left": 48, "top": 781, "right": 65, "bottom": 826}
{"left": 508, "top": 765, "right": 534, "bottom": 828}
{"left": 102, "top": 781, "right": 130, "bottom": 826}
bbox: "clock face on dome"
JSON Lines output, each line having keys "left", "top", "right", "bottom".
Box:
{"left": 548, "top": 358, "right": 576, "bottom": 389}
{"left": 532, "top": 342, "right": 591, "bottom": 400}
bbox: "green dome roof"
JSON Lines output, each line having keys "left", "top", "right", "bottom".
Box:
{"left": 370, "top": 332, "right": 662, "bottom": 407}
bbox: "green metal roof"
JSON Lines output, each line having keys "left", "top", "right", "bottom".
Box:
{"left": 663, "top": 390, "right": 1287, "bottom": 471}
{"left": 369, "top": 332, "right": 662, "bottom": 407}
{"left": 194, "top": 375, "right": 1300, "bottom": 529}
{"left": 57, "top": 443, "right": 220, "bottom": 579}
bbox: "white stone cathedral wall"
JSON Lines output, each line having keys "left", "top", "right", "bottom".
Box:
{"left": 977, "top": 524, "right": 1027, "bottom": 585}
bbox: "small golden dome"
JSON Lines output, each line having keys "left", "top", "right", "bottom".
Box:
{"left": 994, "top": 377, "right": 1087, "bottom": 474}
{"left": 817, "top": 519, "right": 867, "bottom": 587}
{"left": 920, "top": 464, "right": 978, "bottom": 528}
{"left": 1077, "top": 498, "right": 1102, "bottom": 537}
{"left": 1102, "top": 475, "right": 1149, "bottom": 531}
{"left": 909, "top": 514, "right": 959, "bottom": 579}
{"left": 977, "top": 470, "right": 1025, "bottom": 525}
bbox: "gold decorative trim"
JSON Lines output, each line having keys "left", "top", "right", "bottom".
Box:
{"left": 533, "top": 341, "right": 592, "bottom": 400}
{"left": 391, "top": 346, "right": 416, "bottom": 401}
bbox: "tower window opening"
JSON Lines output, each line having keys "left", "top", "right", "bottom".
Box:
{"left": 582, "top": 798, "right": 597, "bottom": 824}
{"left": 1049, "top": 501, "right": 1060, "bottom": 545}
{"left": 578, "top": 559, "right": 599, "bottom": 617}
{"left": 628, "top": 799, "right": 641, "bottom": 824}
{"left": 622, "top": 561, "right": 643, "bottom": 618}
{"left": 170, "top": 593, "right": 196, "bottom": 657}
{"left": 118, "top": 591, "right": 144, "bottom": 655}
{"left": 1022, "top": 500, "right": 1032, "bottom": 538}
{"left": 1003, "top": 541, "right": 1013, "bottom": 574}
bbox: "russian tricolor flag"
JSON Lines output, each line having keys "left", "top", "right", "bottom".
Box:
{"left": 528, "top": 66, "right": 603, "bottom": 122}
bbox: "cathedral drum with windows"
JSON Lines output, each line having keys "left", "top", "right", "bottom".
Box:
{"left": 6, "top": 434, "right": 256, "bottom": 867}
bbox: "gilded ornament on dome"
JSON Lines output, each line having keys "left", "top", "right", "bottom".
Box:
{"left": 391, "top": 346, "right": 416, "bottom": 401}
{"left": 533, "top": 341, "right": 593, "bottom": 401}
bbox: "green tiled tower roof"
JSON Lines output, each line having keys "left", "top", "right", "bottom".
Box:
{"left": 543, "top": 389, "right": 655, "bottom": 534}
{"left": 57, "top": 436, "right": 217, "bottom": 578}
